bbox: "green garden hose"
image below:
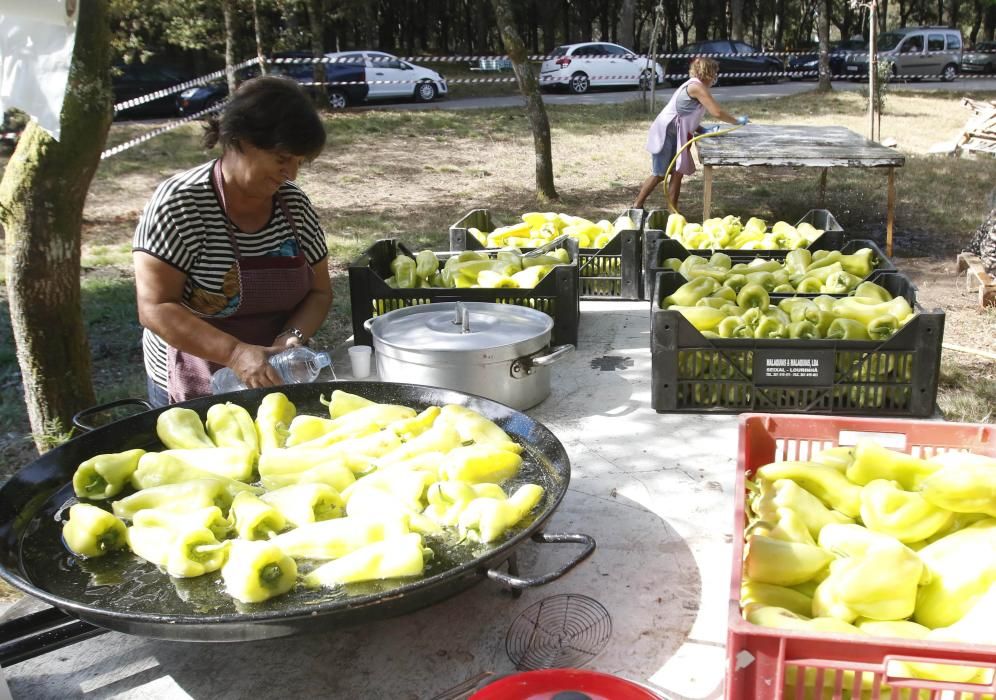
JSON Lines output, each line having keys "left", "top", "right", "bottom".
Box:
{"left": 663, "top": 123, "right": 745, "bottom": 216}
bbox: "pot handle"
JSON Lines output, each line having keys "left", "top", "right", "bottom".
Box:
{"left": 363, "top": 318, "right": 374, "bottom": 333}
{"left": 529, "top": 344, "right": 574, "bottom": 367}
{"left": 485, "top": 532, "right": 595, "bottom": 589}
{"left": 73, "top": 398, "right": 154, "bottom": 433}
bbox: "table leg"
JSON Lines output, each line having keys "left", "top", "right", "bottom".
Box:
{"left": 818, "top": 168, "right": 828, "bottom": 208}
{"left": 886, "top": 167, "right": 896, "bottom": 257}
{"left": 702, "top": 166, "right": 713, "bottom": 221}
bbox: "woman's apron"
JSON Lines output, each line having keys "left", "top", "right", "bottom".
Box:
{"left": 646, "top": 77, "right": 707, "bottom": 175}
{"left": 166, "top": 159, "right": 314, "bottom": 403}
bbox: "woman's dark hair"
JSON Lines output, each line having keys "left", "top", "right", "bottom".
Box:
{"left": 202, "top": 75, "right": 326, "bottom": 160}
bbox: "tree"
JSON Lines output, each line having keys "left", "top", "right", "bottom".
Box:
{"left": 490, "top": 0, "right": 558, "bottom": 201}
{"left": 816, "top": 0, "right": 832, "bottom": 92}
{"left": 0, "top": 0, "right": 113, "bottom": 452}
{"left": 222, "top": 0, "right": 238, "bottom": 94}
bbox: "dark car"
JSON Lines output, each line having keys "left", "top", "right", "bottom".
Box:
{"left": 112, "top": 63, "right": 191, "bottom": 119}
{"left": 787, "top": 39, "right": 868, "bottom": 80}
{"left": 666, "top": 40, "right": 784, "bottom": 87}
{"left": 177, "top": 53, "right": 367, "bottom": 115}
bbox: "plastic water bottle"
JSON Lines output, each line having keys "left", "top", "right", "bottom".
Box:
{"left": 210, "top": 347, "right": 332, "bottom": 394}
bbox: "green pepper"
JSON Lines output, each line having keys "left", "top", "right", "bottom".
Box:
{"left": 156, "top": 407, "right": 215, "bottom": 449}
{"left": 440, "top": 444, "right": 522, "bottom": 484}
{"left": 458, "top": 484, "right": 545, "bottom": 543}
{"left": 741, "top": 580, "right": 813, "bottom": 618}
{"left": 742, "top": 534, "right": 833, "bottom": 586}
{"left": 787, "top": 320, "right": 819, "bottom": 339}
{"left": 62, "top": 503, "right": 128, "bottom": 558}
{"left": 387, "top": 406, "right": 441, "bottom": 442}
{"left": 867, "top": 314, "right": 900, "bottom": 340}
{"left": 914, "top": 586, "right": 996, "bottom": 684}
{"left": 748, "top": 478, "right": 853, "bottom": 539}
{"left": 845, "top": 439, "right": 941, "bottom": 490}
{"left": 303, "top": 532, "right": 429, "bottom": 588}
{"left": 321, "top": 389, "right": 376, "bottom": 419}
{"left": 811, "top": 446, "right": 855, "bottom": 472}
{"left": 756, "top": 461, "right": 862, "bottom": 517}
{"left": 662, "top": 257, "right": 683, "bottom": 272}
{"left": 677, "top": 255, "right": 709, "bottom": 279}
{"left": 913, "top": 518, "right": 996, "bottom": 628}
{"left": 832, "top": 296, "right": 914, "bottom": 326}
{"left": 816, "top": 523, "right": 916, "bottom": 560}
{"left": 229, "top": 491, "right": 287, "bottom": 540}
{"left": 826, "top": 318, "right": 870, "bottom": 340}
{"left": 853, "top": 280, "right": 892, "bottom": 302}
{"left": 794, "top": 276, "right": 824, "bottom": 294}
{"left": 838, "top": 248, "right": 875, "bottom": 277}
{"left": 111, "top": 479, "right": 230, "bottom": 520}
{"left": 736, "top": 283, "right": 769, "bottom": 311}
{"left": 424, "top": 481, "right": 506, "bottom": 527}
{"left": 342, "top": 467, "right": 432, "bottom": 509}
{"left": 131, "top": 452, "right": 261, "bottom": 502}
{"left": 859, "top": 479, "right": 955, "bottom": 543}
{"left": 127, "top": 525, "right": 229, "bottom": 578}
{"left": 289, "top": 404, "right": 415, "bottom": 450}
{"left": 747, "top": 509, "right": 816, "bottom": 545}
{"left": 255, "top": 392, "right": 296, "bottom": 452}
{"left": 695, "top": 296, "right": 733, "bottom": 310}
{"left": 784, "top": 249, "right": 812, "bottom": 276}
{"left": 496, "top": 250, "right": 524, "bottom": 274}
{"left": 771, "top": 284, "right": 795, "bottom": 294}
{"left": 148, "top": 446, "right": 256, "bottom": 482}
{"left": 221, "top": 539, "right": 298, "bottom": 602}
{"left": 753, "top": 317, "right": 786, "bottom": 339}
{"left": 745, "top": 259, "right": 783, "bottom": 273}
{"left": 709, "top": 252, "right": 732, "bottom": 269}
{"left": 685, "top": 266, "right": 729, "bottom": 283}
{"left": 206, "top": 402, "right": 259, "bottom": 453}
{"left": 821, "top": 270, "right": 862, "bottom": 294}
{"left": 260, "top": 483, "right": 344, "bottom": 527}
{"left": 806, "top": 250, "right": 842, "bottom": 271}
{"left": 919, "top": 464, "right": 996, "bottom": 516}
{"left": 711, "top": 285, "right": 738, "bottom": 303}
{"left": 379, "top": 424, "right": 461, "bottom": 466}
{"left": 812, "top": 542, "right": 923, "bottom": 622}
{"left": 257, "top": 450, "right": 357, "bottom": 491}
{"left": 72, "top": 448, "right": 146, "bottom": 500}
{"left": 389, "top": 254, "right": 418, "bottom": 288}
{"left": 717, "top": 316, "right": 748, "bottom": 339}
{"left": 285, "top": 414, "right": 340, "bottom": 446}
{"left": 345, "top": 483, "right": 441, "bottom": 535}
{"left": 272, "top": 514, "right": 409, "bottom": 560}
{"left": 414, "top": 250, "right": 438, "bottom": 281}
{"left": 802, "top": 261, "right": 844, "bottom": 283}
{"left": 743, "top": 604, "right": 862, "bottom": 635}
{"left": 669, "top": 305, "right": 728, "bottom": 332}
{"left": 744, "top": 271, "right": 775, "bottom": 290}
{"left": 662, "top": 277, "right": 718, "bottom": 307}
{"left": 132, "top": 505, "right": 230, "bottom": 541}
{"left": 722, "top": 274, "right": 748, "bottom": 293}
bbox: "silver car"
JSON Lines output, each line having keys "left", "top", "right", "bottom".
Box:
{"left": 844, "top": 26, "right": 963, "bottom": 81}
{"left": 961, "top": 41, "right": 996, "bottom": 74}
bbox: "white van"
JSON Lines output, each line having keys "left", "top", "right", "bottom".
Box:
{"left": 844, "top": 26, "right": 963, "bottom": 81}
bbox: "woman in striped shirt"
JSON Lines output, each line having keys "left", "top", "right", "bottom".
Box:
{"left": 133, "top": 76, "right": 332, "bottom": 405}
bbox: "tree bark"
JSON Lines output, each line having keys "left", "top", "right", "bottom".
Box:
{"left": 0, "top": 0, "right": 112, "bottom": 452}
{"left": 816, "top": 0, "right": 833, "bottom": 92}
{"left": 730, "top": 0, "right": 745, "bottom": 41}
{"left": 252, "top": 0, "right": 268, "bottom": 74}
{"left": 304, "top": 0, "right": 328, "bottom": 106}
{"left": 222, "top": 0, "right": 237, "bottom": 94}
{"left": 619, "top": 0, "right": 635, "bottom": 49}
{"left": 490, "top": 0, "right": 558, "bottom": 201}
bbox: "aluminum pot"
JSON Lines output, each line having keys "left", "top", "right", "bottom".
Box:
{"left": 364, "top": 301, "right": 574, "bottom": 410}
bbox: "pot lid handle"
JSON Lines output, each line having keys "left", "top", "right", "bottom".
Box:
{"left": 453, "top": 301, "right": 471, "bottom": 333}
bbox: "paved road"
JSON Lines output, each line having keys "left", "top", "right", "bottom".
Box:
{"left": 366, "top": 76, "right": 996, "bottom": 112}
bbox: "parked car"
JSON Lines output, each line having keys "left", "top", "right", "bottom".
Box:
{"left": 843, "top": 26, "right": 963, "bottom": 81}
{"left": 787, "top": 39, "right": 868, "bottom": 80}
{"left": 539, "top": 42, "right": 665, "bottom": 94}
{"left": 177, "top": 52, "right": 364, "bottom": 114}
{"left": 113, "top": 63, "right": 191, "bottom": 118}
{"left": 666, "top": 40, "right": 784, "bottom": 87}
{"left": 322, "top": 50, "right": 447, "bottom": 105}
{"left": 961, "top": 41, "right": 996, "bottom": 74}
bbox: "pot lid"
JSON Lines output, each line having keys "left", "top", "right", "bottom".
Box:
{"left": 369, "top": 301, "right": 553, "bottom": 353}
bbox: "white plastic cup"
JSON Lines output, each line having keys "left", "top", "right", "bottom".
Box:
{"left": 348, "top": 344, "right": 373, "bottom": 379}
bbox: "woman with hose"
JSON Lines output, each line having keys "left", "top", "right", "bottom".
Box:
{"left": 633, "top": 57, "right": 748, "bottom": 211}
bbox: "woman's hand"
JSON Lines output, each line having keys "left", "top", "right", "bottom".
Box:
{"left": 227, "top": 343, "right": 283, "bottom": 388}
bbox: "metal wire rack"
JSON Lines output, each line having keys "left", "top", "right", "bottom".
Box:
{"left": 505, "top": 593, "right": 612, "bottom": 671}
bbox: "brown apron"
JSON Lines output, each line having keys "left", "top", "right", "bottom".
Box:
{"left": 166, "top": 159, "right": 314, "bottom": 403}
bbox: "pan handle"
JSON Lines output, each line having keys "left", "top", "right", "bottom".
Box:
{"left": 528, "top": 344, "right": 574, "bottom": 367}
{"left": 72, "top": 398, "right": 154, "bottom": 433}
{"left": 485, "top": 532, "right": 595, "bottom": 590}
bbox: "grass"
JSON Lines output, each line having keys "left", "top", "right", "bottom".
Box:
{"left": 1, "top": 86, "right": 995, "bottom": 475}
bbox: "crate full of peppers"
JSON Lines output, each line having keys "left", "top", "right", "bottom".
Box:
{"left": 348, "top": 238, "right": 580, "bottom": 347}
{"left": 643, "top": 237, "right": 895, "bottom": 302}
{"left": 650, "top": 270, "right": 944, "bottom": 416}
{"left": 727, "top": 413, "right": 996, "bottom": 700}
{"left": 449, "top": 209, "right": 645, "bottom": 300}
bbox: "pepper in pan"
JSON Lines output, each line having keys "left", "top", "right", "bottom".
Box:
{"left": 72, "top": 448, "right": 146, "bottom": 500}
{"left": 222, "top": 539, "right": 298, "bottom": 603}
{"left": 156, "top": 407, "right": 215, "bottom": 449}
{"left": 63, "top": 504, "right": 129, "bottom": 558}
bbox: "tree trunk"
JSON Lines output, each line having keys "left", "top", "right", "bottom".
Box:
{"left": 304, "top": 0, "right": 328, "bottom": 106}
{"left": 222, "top": 0, "right": 237, "bottom": 94}
{"left": 773, "top": 0, "right": 786, "bottom": 50}
{"left": 252, "top": 0, "right": 268, "bottom": 74}
{"left": 0, "top": 0, "right": 112, "bottom": 452}
{"left": 730, "top": 0, "right": 745, "bottom": 41}
{"left": 816, "top": 0, "right": 833, "bottom": 92}
{"left": 619, "top": 0, "right": 635, "bottom": 49}
{"left": 490, "top": 0, "right": 558, "bottom": 201}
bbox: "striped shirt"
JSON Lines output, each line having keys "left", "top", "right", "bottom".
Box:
{"left": 133, "top": 160, "right": 328, "bottom": 389}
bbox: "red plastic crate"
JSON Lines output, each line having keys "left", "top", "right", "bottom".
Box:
{"left": 727, "top": 414, "right": 996, "bottom": 700}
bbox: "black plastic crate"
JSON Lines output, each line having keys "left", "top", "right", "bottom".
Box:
{"left": 645, "top": 238, "right": 895, "bottom": 302}
{"left": 449, "top": 209, "right": 645, "bottom": 300}
{"left": 348, "top": 239, "right": 580, "bottom": 347}
{"left": 650, "top": 271, "right": 944, "bottom": 416}
{"left": 642, "top": 209, "right": 846, "bottom": 300}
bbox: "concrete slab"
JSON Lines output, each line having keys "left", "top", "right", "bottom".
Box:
{"left": 2, "top": 301, "right": 740, "bottom": 699}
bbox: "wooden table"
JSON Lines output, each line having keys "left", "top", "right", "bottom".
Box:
{"left": 695, "top": 125, "right": 906, "bottom": 255}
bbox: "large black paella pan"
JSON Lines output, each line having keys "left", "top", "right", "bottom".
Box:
{"left": 0, "top": 381, "right": 593, "bottom": 644}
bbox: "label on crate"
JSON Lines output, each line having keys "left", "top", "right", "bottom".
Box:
{"left": 753, "top": 349, "right": 835, "bottom": 385}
